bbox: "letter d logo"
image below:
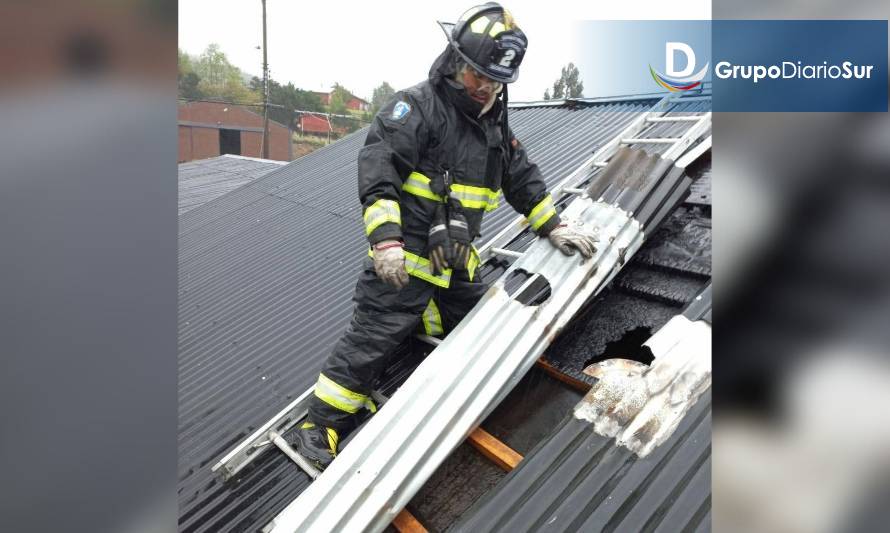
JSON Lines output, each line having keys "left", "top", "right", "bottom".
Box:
{"left": 666, "top": 42, "right": 695, "bottom": 77}
{"left": 649, "top": 42, "right": 709, "bottom": 92}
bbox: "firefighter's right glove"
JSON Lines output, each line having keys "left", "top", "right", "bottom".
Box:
{"left": 428, "top": 204, "right": 453, "bottom": 275}
{"left": 373, "top": 240, "right": 409, "bottom": 290}
{"left": 548, "top": 223, "right": 598, "bottom": 258}
{"left": 447, "top": 199, "right": 472, "bottom": 269}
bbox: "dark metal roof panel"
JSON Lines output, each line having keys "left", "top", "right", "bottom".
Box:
{"left": 179, "top": 155, "right": 286, "bottom": 215}
{"left": 177, "top": 96, "right": 710, "bottom": 531}
{"left": 452, "top": 391, "right": 711, "bottom": 533}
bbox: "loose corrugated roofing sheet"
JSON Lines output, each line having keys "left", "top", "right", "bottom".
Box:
{"left": 178, "top": 94, "right": 710, "bottom": 532}
{"left": 178, "top": 155, "right": 286, "bottom": 215}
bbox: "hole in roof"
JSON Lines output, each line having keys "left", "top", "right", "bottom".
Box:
{"left": 504, "top": 269, "right": 550, "bottom": 306}
{"left": 584, "top": 326, "right": 655, "bottom": 368}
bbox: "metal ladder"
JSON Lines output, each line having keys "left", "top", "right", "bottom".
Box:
{"left": 211, "top": 90, "right": 712, "bottom": 483}
{"left": 479, "top": 90, "right": 711, "bottom": 263}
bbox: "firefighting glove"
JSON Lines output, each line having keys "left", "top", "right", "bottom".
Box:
{"left": 373, "top": 240, "right": 409, "bottom": 289}
{"left": 548, "top": 223, "right": 598, "bottom": 258}
{"left": 428, "top": 203, "right": 453, "bottom": 275}
{"left": 447, "top": 198, "right": 472, "bottom": 269}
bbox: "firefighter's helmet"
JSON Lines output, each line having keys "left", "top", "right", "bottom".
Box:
{"left": 438, "top": 2, "right": 527, "bottom": 84}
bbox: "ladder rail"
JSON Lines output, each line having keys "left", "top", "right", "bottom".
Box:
{"left": 477, "top": 93, "right": 709, "bottom": 263}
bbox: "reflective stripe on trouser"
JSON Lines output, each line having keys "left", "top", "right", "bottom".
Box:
{"left": 363, "top": 199, "right": 401, "bottom": 236}
{"left": 313, "top": 373, "right": 377, "bottom": 414}
{"left": 307, "top": 257, "right": 488, "bottom": 431}
{"left": 402, "top": 171, "right": 500, "bottom": 212}
{"left": 527, "top": 194, "right": 556, "bottom": 231}
{"left": 422, "top": 299, "right": 444, "bottom": 337}
{"left": 368, "top": 247, "right": 481, "bottom": 288}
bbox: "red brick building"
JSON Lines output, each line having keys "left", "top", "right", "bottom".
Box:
{"left": 178, "top": 101, "right": 292, "bottom": 162}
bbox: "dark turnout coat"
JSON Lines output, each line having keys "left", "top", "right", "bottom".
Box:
{"left": 358, "top": 46, "right": 560, "bottom": 288}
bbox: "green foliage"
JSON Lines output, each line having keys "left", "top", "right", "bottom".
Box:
{"left": 543, "top": 88, "right": 551, "bottom": 101}
{"left": 178, "top": 48, "right": 204, "bottom": 99}
{"left": 370, "top": 82, "right": 396, "bottom": 115}
{"left": 191, "top": 43, "right": 259, "bottom": 104}
{"left": 328, "top": 83, "right": 351, "bottom": 115}
{"left": 550, "top": 62, "right": 584, "bottom": 99}
{"left": 267, "top": 80, "right": 324, "bottom": 126}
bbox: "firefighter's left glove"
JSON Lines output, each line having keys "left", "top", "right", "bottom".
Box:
{"left": 548, "top": 223, "right": 598, "bottom": 258}
{"left": 373, "top": 240, "right": 409, "bottom": 290}
{"left": 447, "top": 199, "right": 472, "bottom": 269}
{"left": 428, "top": 204, "right": 453, "bottom": 275}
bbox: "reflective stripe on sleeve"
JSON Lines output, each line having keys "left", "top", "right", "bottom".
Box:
{"left": 363, "top": 199, "right": 401, "bottom": 236}
{"left": 527, "top": 194, "right": 557, "bottom": 231}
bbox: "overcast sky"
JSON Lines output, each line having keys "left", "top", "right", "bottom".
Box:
{"left": 179, "top": 0, "right": 709, "bottom": 102}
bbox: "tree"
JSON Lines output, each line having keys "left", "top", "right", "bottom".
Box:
{"left": 543, "top": 88, "right": 551, "bottom": 101}
{"left": 550, "top": 62, "right": 584, "bottom": 99}
{"left": 370, "top": 82, "right": 395, "bottom": 115}
{"left": 328, "top": 83, "right": 351, "bottom": 115}
{"left": 193, "top": 43, "right": 258, "bottom": 104}
{"left": 178, "top": 48, "right": 204, "bottom": 99}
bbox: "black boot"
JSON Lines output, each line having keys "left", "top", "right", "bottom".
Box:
{"left": 292, "top": 421, "right": 338, "bottom": 470}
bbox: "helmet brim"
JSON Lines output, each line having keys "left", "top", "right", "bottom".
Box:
{"left": 436, "top": 20, "right": 520, "bottom": 84}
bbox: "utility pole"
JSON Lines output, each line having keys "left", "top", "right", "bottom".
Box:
{"left": 261, "top": 0, "right": 270, "bottom": 159}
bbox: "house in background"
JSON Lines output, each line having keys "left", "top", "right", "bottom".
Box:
{"left": 313, "top": 89, "right": 370, "bottom": 112}
{"left": 297, "top": 113, "right": 349, "bottom": 139}
{"left": 298, "top": 113, "right": 332, "bottom": 137}
{"left": 178, "top": 101, "right": 293, "bottom": 162}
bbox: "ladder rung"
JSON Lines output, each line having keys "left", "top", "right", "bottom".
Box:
{"left": 621, "top": 137, "right": 680, "bottom": 144}
{"left": 491, "top": 247, "right": 524, "bottom": 259}
{"left": 562, "top": 187, "right": 586, "bottom": 195}
{"left": 269, "top": 430, "right": 321, "bottom": 479}
{"left": 415, "top": 334, "right": 443, "bottom": 346}
{"left": 646, "top": 116, "right": 701, "bottom": 122}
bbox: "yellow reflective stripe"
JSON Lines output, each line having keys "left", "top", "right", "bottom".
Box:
{"left": 527, "top": 194, "right": 557, "bottom": 231}
{"left": 368, "top": 247, "right": 480, "bottom": 288}
{"left": 422, "top": 299, "right": 444, "bottom": 337}
{"left": 403, "top": 172, "right": 443, "bottom": 202}
{"left": 368, "top": 248, "right": 453, "bottom": 288}
{"left": 450, "top": 183, "right": 500, "bottom": 211}
{"left": 403, "top": 172, "right": 499, "bottom": 211}
{"left": 404, "top": 251, "right": 453, "bottom": 288}
{"left": 314, "top": 373, "right": 371, "bottom": 414}
{"left": 363, "top": 199, "right": 401, "bottom": 236}
{"left": 327, "top": 427, "right": 339, "bottom": 456}
{"left": 467, "top": 247, "right": 480, "bottom": 282}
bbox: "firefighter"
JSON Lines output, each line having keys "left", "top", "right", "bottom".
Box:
{"left": 293, "top": 2, "right": 597, "bottom": 469}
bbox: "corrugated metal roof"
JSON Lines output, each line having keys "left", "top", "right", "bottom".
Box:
{"left": 453, "top": 391, "right": 711, "bottom": 533}
{"left": 178, "top": 95, "right": 710, "bottom": 532}
{"left": 178, "top": 155, "right": 286, "bottom": 215}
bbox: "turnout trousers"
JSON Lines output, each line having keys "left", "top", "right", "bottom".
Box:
{"left": 307, "top": 257, "right": 488, "bottom": 431}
